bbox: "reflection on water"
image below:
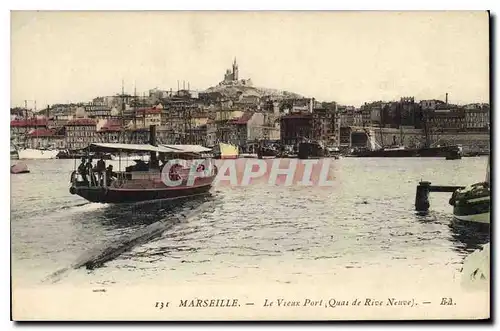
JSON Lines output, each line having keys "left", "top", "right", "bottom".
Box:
{"left": 448, "top": 220, "right": 490, "bottom": 254}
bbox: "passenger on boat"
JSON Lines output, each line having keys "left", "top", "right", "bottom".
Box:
{"left": 78, "top": 157, "right": 88, "bottom": 184}
{"left": 95, "top": 157, "right": 106, "bottom": 185}
{"left": 105, "top": 165, "right": 117, "bottom": 186}
{"left": 159, "top": 154, "right": 167, "bottom": 171}
{"left": 86, "top": 158, "right": 97, "bottom": 186}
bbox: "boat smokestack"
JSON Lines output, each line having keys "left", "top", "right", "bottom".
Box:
{"left": 149, "top": 125, "right": 157, "bottom": 146}
{"left": 445, "top": 93, "right": 448, "bottom": 104}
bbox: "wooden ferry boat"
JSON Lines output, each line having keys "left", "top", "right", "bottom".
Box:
{"left": 69, "top": 143, "right": 217, "bottom": 204}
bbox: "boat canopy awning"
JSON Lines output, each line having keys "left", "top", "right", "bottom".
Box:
{"left": 161, "top": 144, "right": 213, "bottom": 153}
{"left": 85, "top": 143, "right": 180, "bottom": 154}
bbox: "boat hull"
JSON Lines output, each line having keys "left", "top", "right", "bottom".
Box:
{"left": 453, "top": 212, "right": 490, "bottom": 224}
{"left": 451, "top": 182, "right": 490, "bottom": 225}
{"left": 11, "top": 163, "right": 30, "bottom": 174}
{"left": 72, "top": 184, "right": 213, "bottom": 204}
{"left": 298, "top": 142, "right": 325, "bottom": 159}
{"left": 453, "top": 198, "right": 490, "bottom": 224}
{"left": 352, "top": 145, "right": 461, "bottom": 158}
{"left": 257, "top": 147, "right": 278, "bottom": 159}
{"left": 18, "top": 148, "right": 59, "bottom": 159}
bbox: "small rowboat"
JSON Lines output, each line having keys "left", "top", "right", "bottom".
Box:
{"left": 11, "top": 163, "right": 30, "bottom": 174}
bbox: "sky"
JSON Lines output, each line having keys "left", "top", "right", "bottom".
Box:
{"left": 10, "top": 11, "right": 490, "bottom": 108}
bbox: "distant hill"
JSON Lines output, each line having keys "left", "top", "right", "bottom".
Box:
{"left": 204, "top": 84, "right": 303, "bottom": 99}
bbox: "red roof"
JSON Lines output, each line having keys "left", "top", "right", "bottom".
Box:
{"left": 99, "top": 119, "right": 122, "bottom": 132}
{"left": 136, "top": 108, "right": 161, "bottom": 115}
{"left": 11, "top": 118, "right": 48, "bottom": 127}
{"left": 66, "top": 118, "right": 96, "bottom": 126}
{"left": 231, "top": 112, "right": 254, "bottom": 125}
{"left": 27, "top": 128, "right": 58, "bottom": 137}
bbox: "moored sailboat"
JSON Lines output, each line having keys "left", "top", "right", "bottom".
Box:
{"left": 18, "top": 148, "right": 59, "bottom": 160}
{"left": 449, "top": 155, "right": 490, "bottom": 224}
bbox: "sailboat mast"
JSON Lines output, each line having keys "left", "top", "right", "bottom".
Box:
{"left": 120, "top": 79, "right": 125, "bottom": 143}
{"left": 35, "top": 100, "right": 38, "bottom": 149}
{"left": 143, "top": 92, "right": 146, "bottom": 129}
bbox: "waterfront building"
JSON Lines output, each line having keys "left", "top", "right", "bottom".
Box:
{"left": 25, "top": 128, "right": 66, "bottom": 149}
{"left": 204, "top": 120, "right": 216, "bottom": 148}
{"left": 423, "top": 108, "right": 466, "bottom": 133}
{"left": 312, "top": 108, "right": 337, "bottom": 145}
{"left": 353, "top": 110, "right": 363, "bottom": 127}
{"left": 65, "top": 118, "right": 97, "bottom": 150}
{"left": 280, "top": 112, "right": 313, "bottom": 146}
{"left": 186, "top": 124, "right": 208, "bottom": 146}
{"left": 464, "top": 105, "right": 490, "bottom": 131}
{"left": 96, "top": 118, "right": 122, "bottom": 143}
{"left": 215, "top": 108, "right": 245, "bottom": 122}
{"left": 123, "top": 128, "right": 149, "bottom": 144}
{"left": 85, "top": 98, "right": 112, "bottom": 120}
{"left": 10, "top": 118, "right": 49, "bottom": 148}
{"left": 130, "top": 107, "right": 162, "bottom": 128}
{"left": 419, "top": 99, "right": 446, "bottom": 111}
{"left": 338, "top": 105, "right": 355, "bottom": 127}
{"left": 229, "top": 112, "right": 265, "bottom": 149}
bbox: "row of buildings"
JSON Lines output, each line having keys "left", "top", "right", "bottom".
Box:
{"left": 11, "top": 60, "right": 490, "bottom": 152}
{"left": 11, "top": 95, "right": 489, "bottom": 152}
{"left": 337, "top": 97, "right": 490, "bottom": 132}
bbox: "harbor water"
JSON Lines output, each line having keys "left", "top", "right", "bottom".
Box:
{"left": 11, "top": 157, "right": 490, "bottom": 289}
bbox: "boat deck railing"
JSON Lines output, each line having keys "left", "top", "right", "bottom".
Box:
{"left": 71, "top": 163, "right": 218, "bottom": 189}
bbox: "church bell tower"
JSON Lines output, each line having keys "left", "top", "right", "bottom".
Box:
{"left": 232, "top": 57, "right": 239, "bottom": 81}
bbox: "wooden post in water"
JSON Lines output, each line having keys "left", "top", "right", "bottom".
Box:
{"left": 149, "top": 125, "right": 157, "bottom": 146}
{"left": 415, "top": 181, "right": 431, "bottom": 213}
{"left": 415, "top": 181, "right": 466, "bottom": 214}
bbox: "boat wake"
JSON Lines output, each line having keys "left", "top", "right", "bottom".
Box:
{"left": 59, "top": 202, "right": 104, "bottom": 211}
{"left": 42, "top": 198, "right": 217, "bottom": 284}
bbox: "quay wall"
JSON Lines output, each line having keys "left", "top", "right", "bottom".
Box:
{"left": 366, "top": 127, "right": 490, "bottom": 153}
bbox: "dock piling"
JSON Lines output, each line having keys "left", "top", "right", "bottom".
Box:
{"left": 415, "top": 181, "right": 431, "bottom": 213}
{"left": 414, "top": 181, "right": 465, "bottom": 213}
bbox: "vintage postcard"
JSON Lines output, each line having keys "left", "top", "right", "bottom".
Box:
{"left": 10, "top": 10, "right": 490, "bottom": 321}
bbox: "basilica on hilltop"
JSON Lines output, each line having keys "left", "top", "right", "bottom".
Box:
{"left": 219, "top": 58, "right": 253, "bottom": 87}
